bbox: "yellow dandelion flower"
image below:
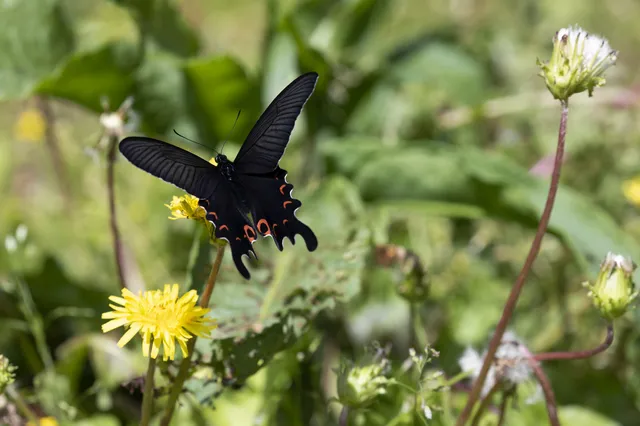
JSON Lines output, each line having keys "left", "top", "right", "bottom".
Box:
{"left": 101, "top": 284, "right": 217, "bottom": 361}
{"left": 623, "top": 176, "right": 640, "bottom": 207}
{"left": 27, "top": 417, "right": 59, "bottom": 426}
{"left": 14, "top": 108, "right": 46, "bottom": 143}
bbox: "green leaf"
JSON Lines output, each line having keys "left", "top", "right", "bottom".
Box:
{"left": 36, "top": 42, "right": 138, "bottom": 112}
{"left": 0, "top": 0, "right": 75, "bottom": 100}
{"left": 134, "top": 53, "right": 193, "bottom": 136}
{"left": 322, "top": 138, "right": 640, "bottom": 280}
{"left": 183, "top": 55, "right": 258, "bottom": 146}
{"left": 558, "top": 406, "right": 620, "bottom": 426}
{"left": 111, "top": 0, "right": 200, "bottom": 57}
{"left": 189, "top": 178, "right": 369, "bottom": 398}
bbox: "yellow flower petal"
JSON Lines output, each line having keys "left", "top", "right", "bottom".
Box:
{"left": 117, "top": 323, "right": 142, "bottom": 347}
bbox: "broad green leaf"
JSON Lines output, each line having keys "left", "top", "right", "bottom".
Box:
{"left": 110, "top": 0, "right": 200, "bottom": 57}
{"left": 134, "top": 53, "right": 193, "bottom": 136}
{"left": 37, "top": 42, "right": 138, "bottom": 112}
{"left": 558, "top": 406, "right": 620, "bottom": 426}
{"left": 322, "top": 138, "right": 640, "bottom": 280}
{"left": 189, "top": 178, "right": 369, "bottom": 399}
{"left": 0, "top": 0, "right": 75, "bottom": 100}
{"left": 183, "top": 56, "right": 258, "bottom": 146}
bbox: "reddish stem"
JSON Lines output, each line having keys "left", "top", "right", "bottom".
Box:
{"left": 535, "top": 323, "right": 614, "bottom": 361}
{"left": 527, "top": 357, "right": 560, "bottom": 426}
{"left": 456, "top": 100, "right": 569, "bottom": 425}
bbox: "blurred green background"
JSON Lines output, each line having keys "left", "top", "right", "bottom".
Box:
{"left": 2, "top": 0, "right": 640, "bottom": 425}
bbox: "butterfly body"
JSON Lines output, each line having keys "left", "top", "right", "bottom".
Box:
{"left": 119, "top": 73, "right": 319, "bottom": 279}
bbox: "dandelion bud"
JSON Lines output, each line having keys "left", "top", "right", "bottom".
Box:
{"left": 538, "top": 26, "right": 617, "bottom": 101}
{"left": 336, "top": 360, "right": 390, "bottom": 409}
{"left": 585, "top": 252, "right": 638, "bottom": 320}
{"left": 0, "top": 355, "right": 16, "bottom": 394}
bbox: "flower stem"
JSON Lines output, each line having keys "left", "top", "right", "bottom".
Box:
{"left": 36, "top": 96, "right": 73, "bottom": 208}
{"left": 527, "top": 357, "right": 560, "bottom": 426}
{"left": 6, "top": 385, "right": 39, "bottom": 424}
{"left": 456, "top": 100, "right": 569, "bottom": 425}
{"left": 470, "top": 381, "right": 501, "bottom": 426}
{"left": 140, "top": 356, "right": 157, "bottom": 426}
{"left": 107, "top": 134, "right": 127, "bottom": 289}
{"left": 159, "top": 244, "right": 225, "bottom": 426}
{"left": 339, "top": 406, "right": 349, "bottom": 426}
{"left": 535, "top": 323, "right": 614, "bottom": 361}
{"left": 497, "top": 392, "right": 509, "bottom": 426}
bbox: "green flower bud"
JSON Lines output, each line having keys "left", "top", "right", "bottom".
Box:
{"left": 537, "top": 26, "right": 617, "bottom": 101}
{"left": 0, "top": 355, "right": 16, "bottom": 394}
{"left": 336, "top": 359, "right": 390, "bottom": 409}
{"left": 584, "top": 252, "right": 638, "bottom": 320}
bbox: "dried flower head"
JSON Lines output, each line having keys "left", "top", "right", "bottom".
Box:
{"left": 538, "top": 25, "right": 617, "bottom": 100}
{"left": 459, "top": 331, "right": 537, "bottom": 397}
{"left": 584, "top": 252, "right": 638, "bottom": 320}
{"left": 102, "top": 284, "right": 217, "bottom": 361}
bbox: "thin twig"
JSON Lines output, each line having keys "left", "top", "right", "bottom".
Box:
{"left": 107, "top": 135, "right": 127, "bottom": 289}
{"left": 160, "top": 244, "right": 225, "bottom": 426}
{"left": 527, "top": 358, "right": 560, "bottom": 426}
{"left": 36, "top": 96, "right": 73, "bottom": 207}
{"left": 456, "top": 100, "right": 569, "bottom": 425}
{"left": 535, "top": 323, "right": 614, "bottom": 361}
{"left": 470, "top": 381, "right": 502, "bottom": 426}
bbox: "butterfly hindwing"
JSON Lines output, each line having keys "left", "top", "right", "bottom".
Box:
{"left": 238, "top": 168, "right": 318, "bottom": 252}
{"left": 119, "top": 137, "right": 220, "bottom": 199}
{"left": 198, "top": 184, "right": 258, "bottom": 280}
{"left": 233, "top": 72, "right": 319, "bottom": 174}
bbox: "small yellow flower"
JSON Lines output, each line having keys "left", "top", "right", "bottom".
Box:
{"left": 14, "top": 108, "right": 46, "bottom": 143}
{"left": 165, "top": 194, "right": 207, "bottom": 221}
{"left": 623, "top": 177, "right": 640, "bottom": 206}
{"left": 102, "top": 284, "right": 217, "bottom": 361}
{"left": 27, "top": 417, "right": 59, "bottom": 426}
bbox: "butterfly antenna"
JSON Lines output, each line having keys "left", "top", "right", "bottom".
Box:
{"left": 220, "top": 110, "right": 242, "bottom": 154}
{"left": 173, "top": 129, "right": 219, "bottom": 155}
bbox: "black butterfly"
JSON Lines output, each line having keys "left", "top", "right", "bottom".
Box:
{"left": 119, "top": 72, "right": 319, "bottom": 279}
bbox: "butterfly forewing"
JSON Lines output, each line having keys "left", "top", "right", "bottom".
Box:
{"left": 234, "top": 72, "right": 319, "bottom": 174}
{"left": 119, "top": 137, "right": 220, "bottom": 199}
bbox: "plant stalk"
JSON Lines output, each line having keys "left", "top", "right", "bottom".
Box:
{"left": 6, "top": 385, "right": 39, "bottom": 424}
{"left": 535, "top": 323, "right": 614, "bottom": 361}
{"left": 140, "top": 355, "right": 157, "bottom": 426}
{"left": 339, "top": 406, "right": 350, "bottom": 426}
{"left": 107, "top": 134, "right": 127, "bottom": 289}
{"left": 456, "top": 100, "right": 569, "bottom": 425}
{"left": 159, "top": 244, "right": 225, "bottom": 426}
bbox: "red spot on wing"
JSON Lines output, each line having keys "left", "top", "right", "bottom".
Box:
{"left": 236, "top": 237, "right": 241, "bottom": 241}
{"left": 208, "top": 211, "right": 218, "bottom": 220}
{"left": 279, "top": 184, "right": 287, "bottom": 195}
{"left": 283, "top": 219, "right": 289, "bottom": 225}
{"left": 256, "top": 219, "right": 271, "bottom": 235}
{"left": 219, "top": 225, "right": 229, "bottom": 231}
{"left": 243, "top": 225, "right": 257, "bottom": 242}
{"left": 283, "top": 201, "right": 292, "bottom": 208}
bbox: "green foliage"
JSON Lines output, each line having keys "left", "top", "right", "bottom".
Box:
{"left": 1, "top": 0, "right": 639, "bottom": 425}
